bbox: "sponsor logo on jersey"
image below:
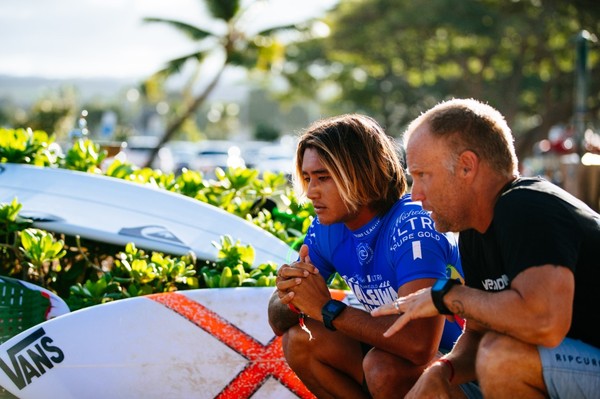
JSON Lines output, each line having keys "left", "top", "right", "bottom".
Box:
{"left": 0, "top": 328, "right": 65, "bottom": 390}
{"left": 346, "top": 280, "right": 397, "bottom": 311}
{"left": 356, "top": 242, "right": 374, "bottom": 265}
{"left": 398, "top": 209, "right": 429, "bottom": 223}
{"left": 446, "top": 264, "right": 465, "bottom": 284}
{"left": 390, "top": 213, "right": 441, "bottom": 253}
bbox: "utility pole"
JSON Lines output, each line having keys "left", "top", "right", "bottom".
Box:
{"left": 572, "top": 30, "right": 600, "bottom": 212}
{"left": 573, "top": 30, "right": 593, "bottom": 157}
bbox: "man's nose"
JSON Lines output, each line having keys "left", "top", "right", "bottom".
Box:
{"left": 410, "top": 181, "right": 424, "bottom": 202}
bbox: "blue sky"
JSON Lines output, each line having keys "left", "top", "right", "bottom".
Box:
{"left": 0, "top": 0, "right": 337, "bottom": 80}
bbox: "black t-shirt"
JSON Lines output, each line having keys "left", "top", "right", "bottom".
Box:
{"left": 459, "top": 177, "right": 600, "bottom": 348}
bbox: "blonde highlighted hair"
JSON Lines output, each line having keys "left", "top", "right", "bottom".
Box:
{"left": 294, "top": 114, "right": 407, "bottom": 214}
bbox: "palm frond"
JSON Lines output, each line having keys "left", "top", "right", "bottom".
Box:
{"left": 143, "top": 17, "right": 217, "bottom": 41}
{"left": 156, "top": 51, "right": 208, "bottom": 77}
{"left": 205, "top": 0, "right": 241, "bottom": 22}
{"left": 256, "top": 23, "right": 307, "bottom": 37}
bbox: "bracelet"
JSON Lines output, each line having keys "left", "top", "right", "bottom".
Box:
{"left": 436, "top": 358, "right": 455, "bottom": 382}
{"left": 288, "top": 303, "right": 301, "bottom": 313}
{"left": 288, "top": 304, "right": 314, "bottom": 340}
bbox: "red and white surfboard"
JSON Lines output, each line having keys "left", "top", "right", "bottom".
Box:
{"left": 0, "top": 287, "right": 356, "bottom": 399}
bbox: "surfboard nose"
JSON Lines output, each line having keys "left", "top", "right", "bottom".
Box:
{"left": 0, "top": 276, "right": 69, "bottom": 345}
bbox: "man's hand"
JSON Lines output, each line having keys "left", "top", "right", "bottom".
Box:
{"left": 371, "top": 287, "right": 440, "bottom": 337}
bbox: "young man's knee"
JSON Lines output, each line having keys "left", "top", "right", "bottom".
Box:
{"left": 363, "top": 354, "right": 395, "bottom": 387}
{"left": 282, "top": 324, "right": 312, "bottom": 360}
{"left": 363, "top": 349, "right": 424, "bottom": 397}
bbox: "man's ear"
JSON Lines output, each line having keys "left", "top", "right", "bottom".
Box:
{"left": 458, "top": 150, "right": 478, "bottom": 178}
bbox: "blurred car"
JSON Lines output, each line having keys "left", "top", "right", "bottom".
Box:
{"left": 252, "top": 144, "right": 295, "bottom": 178}
{"left": 189, "top": 140, "right": 245, "bottom": 178}
{"left": 238, "top": 140, "right": 273, "bottom": 169}
{"left": 121, "top": 136, "right": 175, "bottom": 173}
{"left": 164, "top": 141, "right": 202, "bottom": 174}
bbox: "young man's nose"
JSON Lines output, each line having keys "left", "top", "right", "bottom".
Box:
{"left": 306, "top": 180, "right": 319, "bottom": 200}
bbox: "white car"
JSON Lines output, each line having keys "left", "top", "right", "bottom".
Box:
{"left": 189, "top": 140, "right": 245, "bottom": 178}
{"left": 121, "top": 136, "right": 175, "bottom": 173}
{"left": 249, "top": 143, "right": 296, "bottom": 178}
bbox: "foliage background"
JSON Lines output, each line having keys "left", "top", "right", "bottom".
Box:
{"left": 1, "top": 0, "right": 598, "bottom": 163}
{"left": 0, "top": 130, "right": 328, "bottom": 311}
{"left": 275, "top": 0, "right": 599, "bottom": 160}
{"left": 0, "top": 0, "right": 598, "bottom": 308}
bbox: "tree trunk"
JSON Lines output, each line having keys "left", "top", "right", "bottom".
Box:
{"left": 142, "top": 63, "right": 228, "bottom": 169}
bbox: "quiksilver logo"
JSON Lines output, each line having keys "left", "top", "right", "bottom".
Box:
{"left": 0, "top": 327, "right": 64, "bottom": 390}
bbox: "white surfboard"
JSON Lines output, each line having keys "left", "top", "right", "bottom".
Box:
{"left": 0, "top": 287, "right": 357, "bottom": 399}
{"left": 0, "top": 163, "right": 297, "bottom": 266}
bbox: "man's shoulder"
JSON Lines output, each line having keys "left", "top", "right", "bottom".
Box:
{"left": 504, "top": 176, "right": 544, "bottom": 191}
{"left": 499, "top": 177, "right": 588, "bottom": 213}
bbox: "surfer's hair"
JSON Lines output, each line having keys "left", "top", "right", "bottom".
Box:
{"left": 293, "top": 114, "right": 407, "bottom": 215}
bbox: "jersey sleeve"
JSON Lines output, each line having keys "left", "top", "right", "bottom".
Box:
{"left": 387, "top": 207, "right": 455, "bottom": 288}
{"left": 388, "top": 205, "right": 464, "bottom": 350}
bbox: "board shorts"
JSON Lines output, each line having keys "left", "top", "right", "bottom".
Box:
{"left": 459, "top": 381, "right": 482, "bottom": 398}
{"left": 539, "top": 337, "right": 600, "bottom": 398}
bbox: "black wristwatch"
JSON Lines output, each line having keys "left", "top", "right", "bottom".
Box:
{"left": 431, "top": 279, "right": 461, "bottom": 315}
{"left": 321, "top": 299, "right": 347, "bottom": 331}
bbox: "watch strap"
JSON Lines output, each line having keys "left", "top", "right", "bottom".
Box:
{"left": 431, "top": 279, "right": 460, "bottom": 315}
{"left": 321, "top": 299, "right": 347, "bottom": 331}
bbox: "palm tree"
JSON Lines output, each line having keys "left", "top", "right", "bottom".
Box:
{"left": 141, "top": 0, "right": 311, "bottom": 168}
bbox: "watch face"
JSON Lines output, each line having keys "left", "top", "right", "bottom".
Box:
{"left": 432, "top": 279, "right": 448, "bottom": 292}
{"left": 325, "top": 300, "right": 346, "bottom": 314}
{"left": 322, "top": 300, "right": 347, "bottom": 331}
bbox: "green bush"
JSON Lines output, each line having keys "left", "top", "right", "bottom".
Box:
{"left": 0, "top": 128, "right": 349, "bottom": 310}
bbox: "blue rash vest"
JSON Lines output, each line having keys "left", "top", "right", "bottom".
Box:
{"left": 303, "top": 194, "right": 464, "bottom": 351}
